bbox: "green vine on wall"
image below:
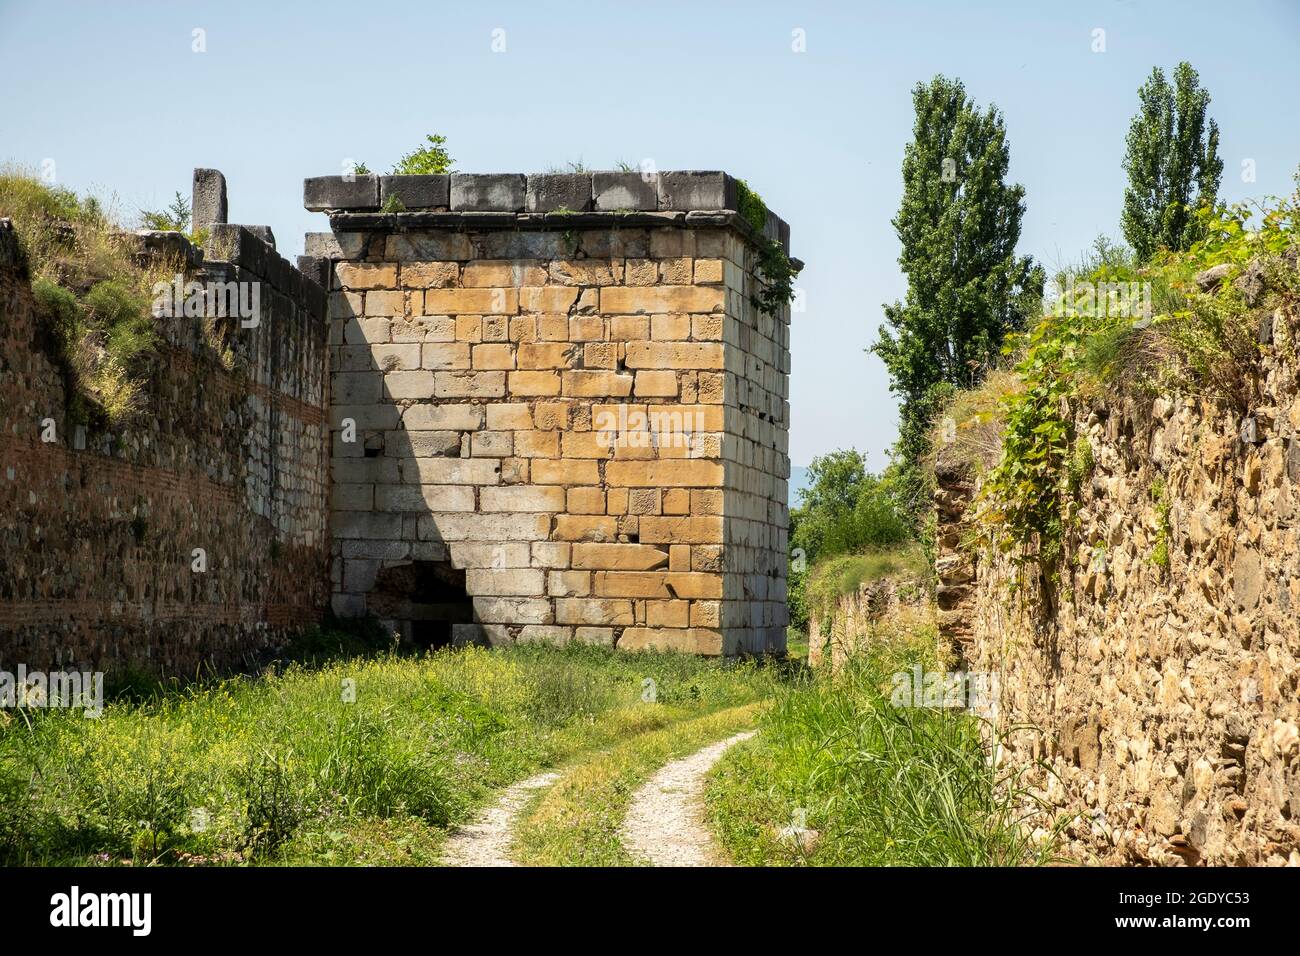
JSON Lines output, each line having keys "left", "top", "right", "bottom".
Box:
{"left": 976, "top": 190, "right": 1300, "bottom": 588}
{"left": 977, "top": 309, "right": 1086, "bottom": 582}
{"left": 736, "top": 179, "right": 796, "bottom": 316}
{"left": 1149, "top": 478, "right": 1172, "bottom": 570}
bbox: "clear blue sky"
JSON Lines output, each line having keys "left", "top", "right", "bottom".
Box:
{"left": 2, "top": 0, "right": 1297, "bottom": 467}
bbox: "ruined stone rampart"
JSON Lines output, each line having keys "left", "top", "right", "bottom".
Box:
{"left": 936, "top": 292, "right": 1300, "bottom": 865}
{"left": 0, "top": 175, "right": 330, "bottom": 674}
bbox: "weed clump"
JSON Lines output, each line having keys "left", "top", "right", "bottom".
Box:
{"left": 1, "top": 169, "right": 175, "bottom": 423}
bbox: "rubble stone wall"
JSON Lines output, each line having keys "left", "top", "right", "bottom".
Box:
{"left": 936, "top": 301, "right": 1300, "bottom": 866}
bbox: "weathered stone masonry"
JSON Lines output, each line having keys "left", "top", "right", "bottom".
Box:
{"left": 0, "top": 175, "right": 330, "bottom": 675}
{"left": 0, "top": 166, "right": 791, "bottom": 672}
{"left": 935, "top": 276, "right": 1300, "bottom": 865}
{"left": 300, "top": 171, "right": 794, "bottom": 655}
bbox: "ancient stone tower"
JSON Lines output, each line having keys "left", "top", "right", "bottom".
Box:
{"left": 301, "top": 171, "right": 793, "bottom": 655}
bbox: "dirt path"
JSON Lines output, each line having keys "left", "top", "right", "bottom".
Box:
{"left": 441, "top": 770, "right": 560, "bottom": 867}
{"left": 621, "top": 730, "right": 756, "bottom": 866}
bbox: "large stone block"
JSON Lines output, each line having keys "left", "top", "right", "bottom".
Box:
{"left": 638, "top": 516, "right": 724, "bottom": 544}
{"left": 465, "top": 568, "right": 546, "bottom": 597}
{"left": 424, "top": 288, "right": 519, "bottom": 314}
{"left": 450, "top": 173, "right": 526, "bottom": 211}
{"left": 304, "top": 175, "right": 380, "bottom": 211}
{"left": 516, "top": 625, "right": 573, "bottom": 646}
{"left": 402, "top": 457, "right": 500, "bottom": 485}
{"left": 472, "top": 597, "right": 553, "bottom": 624}
{"left": 419, "top": 513, "right": 552, "bottom": 542}
{"left": 305, "top": 232, "right": 343, "bottom": 258}
{"left": 618, "top": 627, "right": 723, "bottom": 654}
{"left": 433, "top": 371, "right": 507, "bottom": 398}
{"left": 593, "top": 172, "right": 658, "bottom": 211}
{"left": 526, "top": 173, "right": 593, "bottom": 212}
{"left": 387, "top": 232, "right": 474, "bottom": 260}
{"left": 422, "top": 342, "right": 472, "bottom": 369}
{"left": 657, "top": 171, "right": 737, "bottom": 211}
{"left": 592, "top": 571, "right": 722, "bottom": 599}
{"left": 192, "top": 167, "right": 228, "bottom": 233}
{"left": 447, "top": 542, "right": 531, "bottom": 569}
{"left": 375, "top": 484, "right": 475, "bottom": 512}
{"left": 599, "top": 286, "right": 724, "bottom": 314}
{"left": 531, "top": 459, "right": 600, "bottom": 485}
{"left": 571, "top": 543, "right": 670, "bottom": 571}
{"left": 335, "top": 512, "right": 403, "bottom": 539}
{"left": 480, "top": 485, "right": 566, "bottom": 512}
{"left": 555, "top": 598, "right": 635, "bottom": 626}
{"left": 624, "top": 340, "right": 724, "bottom": 369}
{"left": 380, "top": 175, "right": 450, "bottom": 210}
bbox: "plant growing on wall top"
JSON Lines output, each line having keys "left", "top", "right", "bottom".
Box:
{"left": 2, "top": 170, "right": 170, "bottom": 423}
{"left": 392, "top": 134, "right": 455, "bottom": 175}
{"left": 735, "top": 179, "right": 796, "bottom": 317}
{"left": 350, "top": 134, "right": 455, "bottom": 178}
{"left": 139, "top": 191, "right": 211, "bottom": 246}
{"left": 139, "top": 192, "right": 191, "bottom": 233}
{"left": 545, "top": 160, "right": 588, "bottom": 173}
{"left": 977, "top": 182, "right": 1300, "bottom": 591}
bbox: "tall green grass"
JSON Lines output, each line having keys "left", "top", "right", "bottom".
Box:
{"left": 707, "top": 628, "right": 1058, "bottom": 866}
{"left": 0, "top": 643, "right": 769, "bottom": 866}
{"left": 0, "top": 169, "right": 180, "bottom": 422}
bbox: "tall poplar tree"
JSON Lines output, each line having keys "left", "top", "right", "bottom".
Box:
{"left": 1120, "top": 62, "right": 1223, "bottom": 262}
{"left": 874, "top": 75, "right": 1041, "bottom": 511}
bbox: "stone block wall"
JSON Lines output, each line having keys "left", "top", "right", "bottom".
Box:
{"left": 0, "top": 178, "right": 330, "bottom": 675}
{"left": 937, "top": 291, "right": 1300, "bottom": 865}
{"left": 302, "top": 171, "right": 793, "bottom": 655}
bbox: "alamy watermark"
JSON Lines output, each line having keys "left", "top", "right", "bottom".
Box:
{"left": 890, "top": 665, "right": 998, "bottom": 717}
{"left": 593, "top": 404, "right": 708, "bottom": 456}
{"left": 1, "top": 665, "right": 104, "bottom": 717}
{"left": 1043, "top": 276, "right": 1151, "bottom": 320}
{"left": 50, "top": 886, "right": 150, "bottom": 936}
{"left": 151, "top": 274, "right": 261, "bottom": 327}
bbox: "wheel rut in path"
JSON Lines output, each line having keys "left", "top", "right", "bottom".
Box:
{"left": 442, "top": 771, "right": 561, "bottom": 867}
{"left": 621, "top": 730, "right": 756, "bottom": 867}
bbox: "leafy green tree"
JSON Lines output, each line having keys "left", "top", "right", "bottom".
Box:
{"left": 393, "top": 134, "right": 454, "bottom": 175}
{"left": 796, "top": 450, "right": 866, "bottom": 518}
{"left": 873, "top": 76, "right": 1041, "bottom": 514}
{"left": 1120, "top": 62, "right": 1223, "bottom": 263}
{"left": 790, "top": 450, "right": 911, "bottom": 566}
{"left": 788, "top": 450, "right": 912, "bottom": 632}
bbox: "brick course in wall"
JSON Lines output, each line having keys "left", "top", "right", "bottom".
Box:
{"left": 304, "top": 171, "right": 794, "bottom": 655}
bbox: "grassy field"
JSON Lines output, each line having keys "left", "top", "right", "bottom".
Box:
{"left": 0, "top": 641, "right": 771, "bottom": 866}
{"left": 706, "top": 621, "right": 1058, "bottom": 866}
{"left": 1, "top": 620, "right": 1056, "bottom": 867}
